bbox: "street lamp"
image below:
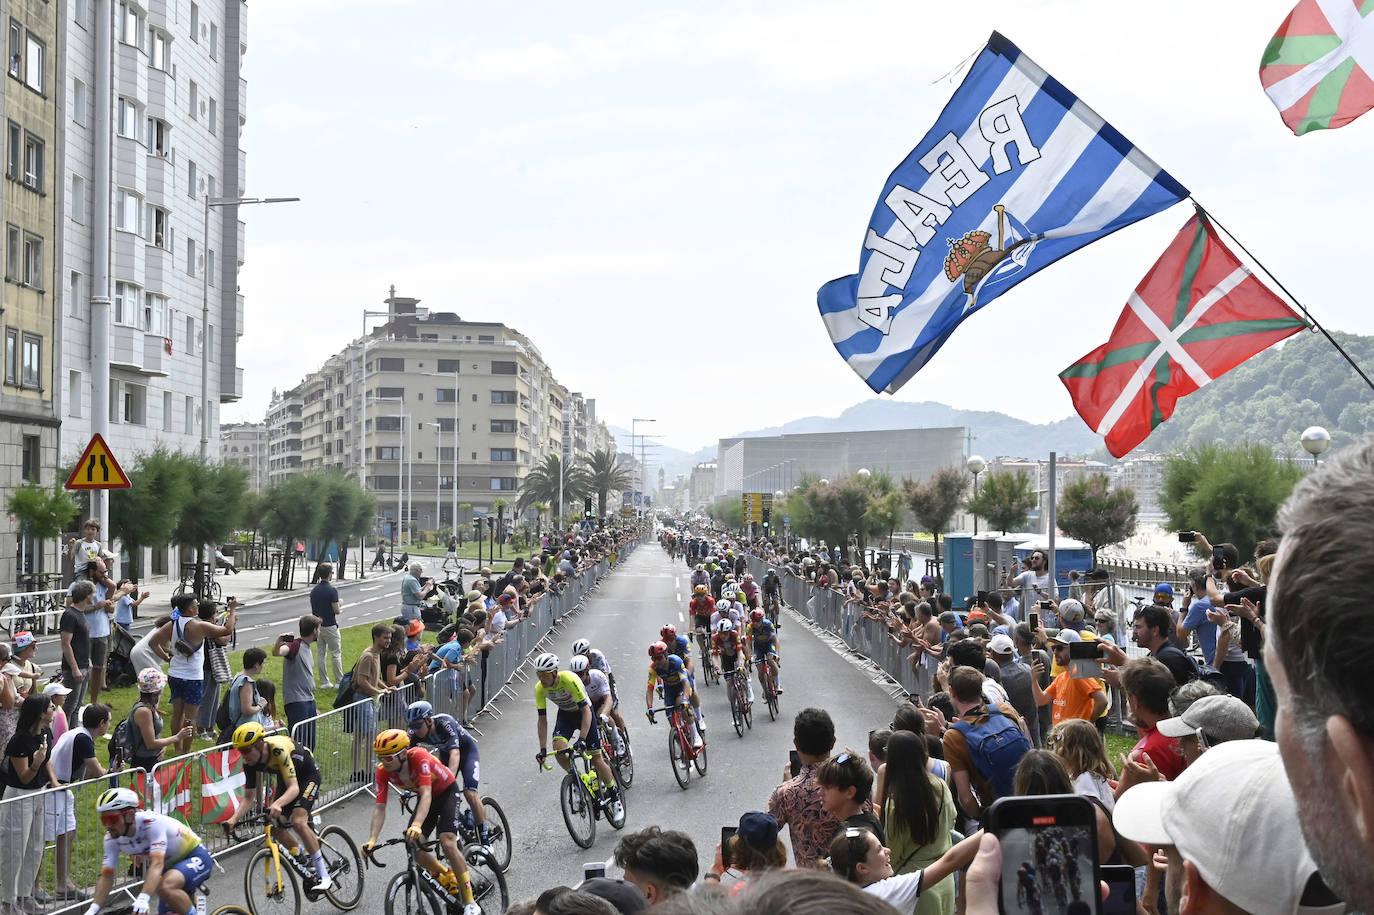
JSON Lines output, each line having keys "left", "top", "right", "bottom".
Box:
{"left": 967, "top": 454, "right": 987, "bottom": 535}
{"left": 200, "top": 196, "right": 299, "bottom": 458}
{"left": 1300, "top": 427, "right": 1331, "bottom": 466}
{"left": 632, "top": 418, "right": 656, "bottom": 516}
{"left": 427, "top": 422, "right": 444, "bottom": 537}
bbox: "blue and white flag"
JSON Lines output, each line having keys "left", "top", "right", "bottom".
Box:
{"left": 818, "top": 32, "right": 1189, "bottom": 394}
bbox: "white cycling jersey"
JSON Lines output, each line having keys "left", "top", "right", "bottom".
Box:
{"left": 585, "top": 648, "right": 612, "bottom": 677}
{"left": 583, "top": 668, "right": 612, "bottom": 703}
{"left": 102, "top": 812, "right": 202, "bottom": 872}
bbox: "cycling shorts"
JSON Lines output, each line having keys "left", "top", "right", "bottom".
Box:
{"left": 421, "top": 783, "right": 462, "bottom": 837}
{"left": 662, "top": 681, "right": 686, "bottom": 708}
{"left": 277, "top": 752, "right": 321, "bottom": 815}
{"left": 553, "top": 707, "right": 601, "bottom": 748}
{"left": 455, "top": 744, "right": 480, "bottom": 792}
{"left": 719, "top": 652, "right": 742, "bottom": 673}
{"left": 163, "top": 846, "right": 213, "bottom": 912}
{"left": 693, "top": 616, "right": 711, "bottom": 633}
{"left": 753, "top": 643, "right": 778, "bottom": 663}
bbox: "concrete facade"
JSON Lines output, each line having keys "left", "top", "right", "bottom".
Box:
{"left": 1110, "top": 453, "right": 1166, "bottom": 521}
{"left": 218, "top": 418, "right": 263, "bottom": 490}
{"left": 1, "top": 0, "right": 63, "bottom": 593}
{"left": 688, "top": 461, "right": 715, "bottom": 509}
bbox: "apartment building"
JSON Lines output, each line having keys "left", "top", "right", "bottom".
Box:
{"left": 264, "top": 291, "right": 612, "bottom": 540}
{"left": 218, "top": 419, "right": 264, "bottom": 490}
{"left": 1111, "top": 453, "right": 1167, "bottom": 521}
{"left": 1, "top": 0, "right": 63, "bottom": 593}
{"left": 60, "top": 0, "right": 248, "bottom": 463}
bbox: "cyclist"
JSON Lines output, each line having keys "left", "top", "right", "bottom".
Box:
{"left": 569, "top": 655, "right": 626, "bottom": 755}
{"left": 740, "top": 573, "right": 759, "bottom": 610}
{"left": 226, "top": 722, "right": 331, "bottom": 891}
{"left": 689, "top": 564, "right": 709, "bottom": 592}
{"left": 713, "top": 588, "right": 744, "bottom": 631}
{"left": 89, "top": 788, "right": 212, "bottom": 915}
{"left": 688, "top": 587, "right": 716, "bottom": 673}
{"left": 712, "top": 619, "right": 754, "bottom": 705}
{"left": 749, "top": 608, "right": 782, "bottom": 697}
{"left": 364, "top": 730, "right": 481, "bottom": 915}
{"left": 405, "top": 700, "right": 488, "bottom": 846}
{"left": 645, "top": 641, "right": 703, "bottom": 748}
{"left": 570, "top": 638, "right": 630, "bottom": 748}
{"left": 762, "top": 568, "right": 783, "bottom": 622}
{"left": 532, "top": 653, "right": 625, "bottom": 821}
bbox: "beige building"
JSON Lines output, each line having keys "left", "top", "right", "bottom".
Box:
{"left": 1, "top": 0, "right": 62, "bottom": 593}
{"left": 219, "top": 420, "right": 266, "bottom": 491}
{"left": 688, "top": 461, "right": 716, "bottom": 509}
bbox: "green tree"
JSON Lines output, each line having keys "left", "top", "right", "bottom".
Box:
{"left": 708, "top": 496, "right": 744, "bottom": 530}
{"left": 585, "top": 449, "right": 632, "bottom": 519}
{"left": 517, "top": 454, "right": 589, "bottom": 527}
{"left": 261, "top": 474, "right": 326, "bottom": 589}
{"left": 171, "top": 458, "right": 249, "bottom": 597}
{"left": 1161, "top": 444, "right": 1303, "bottom": 560}
{"left": 7, "top": 483, "right": 80, "bottom": 573}
{"left": 903, "top": 467, "right": 969, "bottom": 567}
{"left": 110, "top": 448, "right": 194, "bottom": 555}
{"left": 317, "top": 473, "right": 374, "bottom": 581}
{"left": 799, "top": 478, "right": 870, "bottom": 560}
{"left": 966, "top": 470, "right": 1037, "bottom": 535}
{"left": 1057, "top": 473, "right": 1139, "bottom": 565}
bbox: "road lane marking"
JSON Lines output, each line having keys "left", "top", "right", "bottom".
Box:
{"left": 678, "top": 611, "right": 684, "bottom": 623}
{"left": 359, "top": 585, "right": 383, "bottom": 592}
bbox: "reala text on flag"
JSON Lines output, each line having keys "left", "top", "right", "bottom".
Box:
{"left": 818, "top": 31, "right": 1189, "bottom": 394}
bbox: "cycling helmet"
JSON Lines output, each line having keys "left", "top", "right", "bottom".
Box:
{"left": 693, "top": 584, "right": 708, "bottom": 594}
{"left": 405, "top": 700, "right": 434, "bottom": 724}
{"left": 569, "top": 656, "right": 590, "bottom": 674}
{"left": 750, "top": 609, "right": 765, "bottom": 623}
{"left": 12, "top": 631, "right": 34, "bottom": 651}
{"left": 649, "top": 641, "right": 668, "bottom": 659}
{"left": 695, "top": 564, "right": 705, "bottom": 571}
{"left": 137, "top": 668, "right": 166, "bottom": 694}
{"left": 717, "top": 619, "right": 734, "bottom": 633}
{"left": 743, "top": 573, "right": 754, "bottom": 581}
{"left": 767, "top": 568, "right": 776, "bottom": 575}
{"left": 659, "top": 624, "right": 677, "bottom": 642}
{"left": 373, "top": 729, "right": 411, "bottom": 758}
{"left": 534, "top": 652, "right": 560, "bottom": 672}
{"left": 571, "top": 638, "right": 591, "bottom": 656}
{"left": 231, "top": 722, "right": 267, "bottom": 750}
{"left": 96, "top": 787, "right": 141, "bottom": 814}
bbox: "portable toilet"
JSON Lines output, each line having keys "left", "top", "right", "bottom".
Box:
{"left": 972, "top": 534, "right": 1001, "bottom": 599}
{"left": 942, "top": 532, "right": 974, "bottom": 605}
{"left": 1013, "top": 536, "right": 1093, "bottom": 600}
{"left": 996, "top": 535, "right": 1023, "bottom": 582}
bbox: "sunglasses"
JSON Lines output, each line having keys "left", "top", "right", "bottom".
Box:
{"left": 100, "top": 812, "right": 126, "bottom": 829}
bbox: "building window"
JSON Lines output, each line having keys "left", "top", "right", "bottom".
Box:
{"left": 117, "top": 97, "right": 139, "bottom": 138}
{"left": 7, "top": 21, "right": 18, "bottom": 78}
{"left": 25, "top": 34, "right": 43, "bottom": 93}
{"left": 143, "top": 293, "right": 168, "bottom": 336}
{"left": 73, "top": 78, "right": 88, "bottom": 126}
{"left": 184, "top": 394, "right": 193, "bottom": 433}
{"left": 69, "top": 370, "right": 83, "bottom": 417}
{"left": 149, "top": 205, "right": 169, "bottom": 248}
{"left": 437, "top": 358, "right": 460, "bottom": 373}
{"left": 374, "top": 416, "right": 401, "bottom": 432}
{"left": 376, "top": 386, "right": 405, "bottom": 399}
{"left": 187, "top": 159, "right": 197, "bottom": 197}
{"left": 145, "top": 116, "right": 170, "bottom": 156}
{"left": 21, "top": 332, "right": 40, "bottom": 388}
{"left": 490, "top": 448, "right": 516, "bottom": 462}
{"left": 113, "top": 281, "right": 141, "bottom": 325}
{"left": 5, "top": 224, "right": 17, "bottom": 281}
{"left": 376, "top": 446, "right": 400, "bottom": 460}
{"left": 435, "top": 387, "right": 457, "bottom": 403}
{"left": 117, "top": 2, "right": 142, "bottom": 45}
{"left": 490, "top": 477, "right": 517, "bottom": 491}
{"left": 478, "top": 335, "right": 495, "bottom": 344}
{"left": 3, "top": 327, "right": 15, "bottom": 383}
{"left": 22, "top": 133, "right": 41, "bottom": 190}
{"left": 72, "top": 175, "right": 86, "bottom": 223}
{"left": 491, "top": 360, "right": 517, "bottom": 375}
{"left": 207, "top": 249, "right": 215, "bottom": 286}
{"left": 490, "top": 419, "right": 516, "bottom": 434}
{"left": 185, "top": 315, "right": 195, "bottom": 353}
{"left": 186, "top": 236, "right": 196, "bottom": 275}
{"left": 5, "top": 120, "right": 17, "bottom": 179}
{"left": 437, "top": 417, "right": 455, "bottom": 432}
{"left": 22, "top": 233, "right": 41, "bottom": 288}
{"left": 377, "top": 357, "right": 405, "bottom": 372}
{"left": 21, "top": 435, "right": 39, "bottom": 482}
{"left": 189, "top": 2, "right": 199, "bottom": 41}
{"left": 188, "top": 80, "right": 198, "bottom": 118}
{"left": 122, "top": 382, "right": 146, "bottom": 424}
{"left": 149, "top": 28, "right": 168, "bottom": 70}
{"left": 68, "top": 271, "right": 81, "bottom": 317}
{"left": 207, "top": 174, "right": 215, "bottom": 199}
{"left": 116, "top": 188, "right": 144, "bottom": 234}
{"left": 208, "top": 96, "right": 217, "bottom": 133}
{"left": 163, "top": 391, "right": 172, "bottom": 431}
{"left": 491, "top": 390, "right": 517, "bottom": 405}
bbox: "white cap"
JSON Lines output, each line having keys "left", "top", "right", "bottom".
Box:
{"left": 987, "top": 634, "right": 1015, "bottom": 655}
{"left": 1114, "top": 740, "right": 1344, "bottom": 915}
{"left": 1047, "top": 628, "right": 1082, "bottom": 645}
{"left": 42, "top": 681, "right": 72, "bottom": 697}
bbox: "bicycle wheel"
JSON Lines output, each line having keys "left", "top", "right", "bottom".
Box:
{"left": 244, "top": 847, "right": 302, "bottom": 915}
{"left": 478, "top": 796, "right": 512, "bottom": 872}
{"left": 383, "top": 872, "right": 440, "bottom": 915}
{"left": 668, "top": 723, "right": 690, "bottom": 789}
{"left": 730, "top": 684, "right": 744, "bottom": 737}
{"left": 319, "top": 824, "right": 365, "bottom": 910}
{"left": 560, "top": 771, "right": 596, "bottom": 848}
{"left": 612, "top": 741, "right": 635, "bottom": 790}
{"left": 211, "top": 580, "right": 224, "bottom": 601}
{"left": 693, "top": 739, "right": 708, "bottom": 777}
{"left": 464, "top": 847, "right": 510, "bottom": 914}
{"left": 212, "top": 907, "right": 254, "bottom": 915}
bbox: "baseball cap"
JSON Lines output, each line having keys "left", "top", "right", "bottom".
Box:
{"left": 988, "top": 634, "right": 1015, "bottom": 655}
{"left": 1047, "top": 628, "right": 1083, "bottom": 645}
{"left": 576, "top": 878, "right": 647, "bottom": 914}
{"left": 1157, "top": 695, "right": 1261, "bottom": 742}
{"left": 1154, "top": 582, "right": 1175, "bottom": 598}
{"left": 1114, "top": 740, "right": 1345, "bottom": 915}
{"left": 736, "top": 811, "right": 780, "bottom": 851}
{"left": 42, "top": 681, "right": 72, "bottom": 698}
{"left": 405, "top": 619, "right": 423, "bottom": 637}
{"left": 1057, "top": 598, "right": 1084, "bottom": 621}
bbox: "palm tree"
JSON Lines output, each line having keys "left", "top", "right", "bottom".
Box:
{"left": 517, "top": 454, "right": 589, "bottom": 526}
{"left": 586, "top": 449, "right": 632, "bottom": 519}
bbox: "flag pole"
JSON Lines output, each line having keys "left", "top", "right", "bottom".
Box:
{"left": 1191, "top": 199, "right": 1374, "bottom": 394}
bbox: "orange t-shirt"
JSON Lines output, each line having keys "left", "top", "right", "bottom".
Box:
{"left": 1045, "top": 671, "right": 1103, "bottom": 726}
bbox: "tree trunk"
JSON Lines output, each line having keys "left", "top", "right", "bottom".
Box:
{"left": 598, "top": 489, "right": 607, "bottom": 520}
{"left": 338, "top": 542, "right": 350, "bottom": 581}
{"left": 194, "top": 544, "right": 207, "bottom": 599}
{"left": 276, "top": 537, "right": 292, "bottom": 590}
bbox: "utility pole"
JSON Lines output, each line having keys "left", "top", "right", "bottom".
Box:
{"left": 90, "top": 0, "right": 114, "bottom": 534}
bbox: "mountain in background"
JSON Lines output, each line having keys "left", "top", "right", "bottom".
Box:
{"left": 608, "top": 427, "right": 714, "bottom": 484}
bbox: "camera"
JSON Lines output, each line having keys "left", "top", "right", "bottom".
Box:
{"left": 1039, "top": 599, "right": 1052, "bottom": 610}
{"left": 1177, "top": 531, "right": 1196, "bottom": 543}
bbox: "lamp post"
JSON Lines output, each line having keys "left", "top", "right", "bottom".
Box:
{"left": 966, "top": 454, "right": 987, "bottom": 535}
{"left": 632, "top": 418, "right": 656, "bottom": 517}
{"left": 200, "top": 196, "right": 299, "bottom": 458}
{"left": 1300, "top": 426, "right": 1331, "bottom": 467}
{"left": 427, "top": 422, "right": 443, "bottom": 537}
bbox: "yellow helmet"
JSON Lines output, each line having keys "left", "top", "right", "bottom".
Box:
{"left": 232, "top": 722, "right": 266, "bottom": 750}
{"left": 374, "top": 729, "right": 410, "bottom": 758}
{"left": 693, "top": 584, "right": 708, "bottom": 594}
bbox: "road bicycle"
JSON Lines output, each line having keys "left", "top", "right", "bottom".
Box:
{"left": 695, "top": 629, "right": 720, "bottom": 687}
{"left": 537, "top": 742, "right": 628, "bottom": 849}
{"left": 230, "top": 811, "right": 364, "bottom": 915}
{"left": 399, "top": 786, "right": 513, "bottom": 875}
{"left": 101, "top": 861, "right": 251, "bottom": 915}
{"left": 363, "top": 833, "right": 508, "bottom": 915}
{"left": 753, "top": 656, "right": 780, "bottom": 721}
{"left": 597, "top": 713, "right": 634, "bottom": 790}
{"left": 721, "top": 663, "right": 753, "bottom": 737}
{"left": 764, "top": 592, "right": 782, "bottom": 627}
{"left": 650, "top": 702, "right": 708, "bottom": 790}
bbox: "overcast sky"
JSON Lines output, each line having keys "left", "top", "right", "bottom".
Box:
{"left": 224, "top": 0, "right": 1374, "bottom": 451}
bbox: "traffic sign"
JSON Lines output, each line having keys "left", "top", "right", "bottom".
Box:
{"left": 64, "top": 434, "right": 131, "bottom": 490}
{"left": 740, "top": 491, "right": 774, "bottom": 523}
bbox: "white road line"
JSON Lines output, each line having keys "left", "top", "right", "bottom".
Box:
{"left": 678, "top": 611, "right": 684, "bottom": 623}
{"left": 359, "top": 585, "right": 383, "bottom": 592}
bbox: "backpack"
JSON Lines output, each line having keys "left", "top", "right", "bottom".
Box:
{"left": 109, "top": 715, "right": 134, "bottom": 768}
{"left": 952, "top": 708, "right": 1031, "bottom": 800}
{"left": 334, "top": 663, "right": 359, "bottom": 709}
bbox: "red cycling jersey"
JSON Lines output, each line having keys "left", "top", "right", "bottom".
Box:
{"left": 374, "top": 747, "right": 457, "bottom": 803}
{"left": 689, "top": 595, "right": 716, "bottom": 619}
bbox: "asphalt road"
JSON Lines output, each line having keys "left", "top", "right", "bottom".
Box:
{"left": 210, "top": 544, "right": 910, "bottom": 910}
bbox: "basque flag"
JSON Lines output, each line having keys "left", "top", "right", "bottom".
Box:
{"left": 818, "top": 32, "right": 1189, "bottom": 393}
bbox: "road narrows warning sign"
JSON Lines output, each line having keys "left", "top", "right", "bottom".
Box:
{"left": 64, "top": 434, "right": 132, "bottom": 490}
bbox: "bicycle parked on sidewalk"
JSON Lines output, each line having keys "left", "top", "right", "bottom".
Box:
{"left": 537, "top": 743, "right": 628, "bottom": 849}
{"left": 363, "top": 834, "right": 508, "bottom": 915}
{"left": 649, "top": 703, "right": 708, "bottom": 789}
{"left": 230, "top": 811, "right": 364, "bottom": 915}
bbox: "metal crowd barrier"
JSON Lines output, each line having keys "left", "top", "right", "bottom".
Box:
{"left": 0, "top": 588, "right": 67, "bottom": 637}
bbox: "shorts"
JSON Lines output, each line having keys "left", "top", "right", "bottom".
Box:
{"left": 90, "top": 635, "right": 109, "bottom": 667}
{"left": 168, "top": 675, "right": 205, "bottom": 706}
{"left": 553, "top": 707, "right": 600, "bottom": 747}
{"left": 753, "top": 644, "right": 777, "bottom": 664}
{"left": 693, "top": 617, "right": 711, "bottom": 634}
{"left": 661, "top": 681, "right": 685, "bottom": 708}
{"left": 277, "top": 751, "right": 321, "bottom": 814}
{"left": 163, "top": 846, "right": 213, "bottom": 911}
{"left": 421, "top": 784, "right": 463, "bottom": 837}
{"left": 456, "top": 743, "right": 480, "bottom": 792}
{"left": 719, "top": 652, "right": 741, "bottom": 673}
{"left": 44, "top": 789, "right": 76, "bottom": 841}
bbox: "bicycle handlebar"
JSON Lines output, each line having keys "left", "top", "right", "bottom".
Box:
{"left": 362, "top": 835, "right": 441, "bottom": 869}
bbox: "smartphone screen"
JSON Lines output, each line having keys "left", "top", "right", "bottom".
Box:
{"left": 1177, "top": 531, "right": 1195, "bottom": 543}
{"left": 789, "top": 750, "right": 801, "bottom": 778}
{"left": 583, "top": 863, "right": 606, "bottom": 881}
{"left": 1028, "top": 611, "right": 1040, "bottom": 632}
{"left": 988, "top": 795, "right": 1099, "bottom": 915}
{"left": 720, "top": 826, "right": 737, "bottom": 869}
{"left": 1101, "top": 865, "right": 1137, "bottom": 915}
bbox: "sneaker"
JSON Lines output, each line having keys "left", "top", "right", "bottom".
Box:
{"left": 463, "top": 904, "right": 482, "bottom": 915}
{"left": 17, "top": 898, "right": 42, "bottom": 915}
{"left": 609, "top": 799, "right": 625, "bottom": 822}
{"left": 30, "top": 890, "right": 51, "bottom": 905}
{"left": 692, "top": 732, "right": 704, "bottom": 749}
{"left": 314, "top": 875, "right": 333, "bottom": 893}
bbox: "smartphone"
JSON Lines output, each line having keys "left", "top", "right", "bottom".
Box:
{"left": 789, "top": 750, "right": 801, "bottom": 778}
{"left": 720, "top": 826, "right": 737, "bottom": 869}
{"left": 1177, "top": 531, "right": 1196, "bottom": 543}
{"left": 988, "top": 794, "right": 1100, "bottom": 914}
{"left": 1068, "top": 641, "right": 1098, "bottom": 660}
{"left": 1068, "top": 640, "right": 1104, "bottom": 679}
{"left": 583, "top": 863, "right": 606, "bottom": 881}
{"left": 1212, "top": 545, "right": 1226, "bottom": 569}
{"left": 977, "top": 590, "right": 988, "bottom": 604}
{"left": 1028, "top": 611, "right": 1040, "bottom": 632}
{"left": 1039, "top": 599, "right": 1052, "bottom": 610}
{"left": 1101, "top": 864, "right": 1138, "bottom": 914}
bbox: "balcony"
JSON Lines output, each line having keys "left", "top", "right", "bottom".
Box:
{"left": 144, "top": 242, "right": 172, "bottom": 288}
{"left": 146, "top": 152, "right": 172, "bottom": 199}
{"left": 141, "top": 333, "right": 170, "bottom": 377}
{"left": 146, "top": 67, "right": 173, "bottom": 117}
{"left": 239, "top": 0, "right": 247, "bottom": 53}
{"left": 220, "top": 366, "right": 244, "bottom": 403}
{"left": 110, "top": 324, "right": 143, "bottom": 371}
{"left": 116, "top": 42, "right": 147, "bottom": 105}
{"left": 235, "top": 293, "right": 244, "bottom": 336}
{"left": 237, "top": 147, "right": 246, "bottom": 197}
{"left": 236, "top": 220, "right": 245, "bottom": 266}
{"left": 238, "top": 78, "right": 247, "bottom": 123}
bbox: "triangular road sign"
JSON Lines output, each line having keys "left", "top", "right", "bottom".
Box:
{"left": 65, "top": 434, "right": 132, "bottom": 490}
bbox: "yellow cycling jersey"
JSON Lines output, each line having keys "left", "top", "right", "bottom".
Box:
{"left": 256, "top": 735, "right": 301, "bottom": 780}
{"left": 535, "top": 671, "right": 589, "bottom": 713}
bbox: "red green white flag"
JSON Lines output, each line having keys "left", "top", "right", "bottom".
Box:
{"left": 1059, "top": 214, "right": 1308, "bottom": 458}
{"left": 200, "top": 748, "right": 247, "bottom": 824}
{"left": 1261, "top": 0, "right": 1374, "bottom": 134}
